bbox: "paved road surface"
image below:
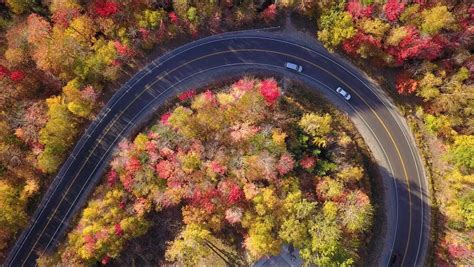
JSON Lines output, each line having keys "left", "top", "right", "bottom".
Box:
{"left": 5, "top": 31, "right": 429, "bottom": 267}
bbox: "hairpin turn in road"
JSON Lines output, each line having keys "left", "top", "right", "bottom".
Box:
{"left": 5, "top": 31, "right": 429, "bottom": 267}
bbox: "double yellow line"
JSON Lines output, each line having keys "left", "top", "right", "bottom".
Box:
{"left": 22, "top": 47, "right": 414, "bottom": 266}
{"left": 264, "top": 49, "right": 413, "bottom": 265}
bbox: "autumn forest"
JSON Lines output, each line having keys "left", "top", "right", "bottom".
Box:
{"left": 0, "top": 0, "right": 472, "bottom": 266}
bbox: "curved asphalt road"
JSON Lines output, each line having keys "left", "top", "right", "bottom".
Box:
{"left": 5, "top": 31, "right": 429, "bottom": 266}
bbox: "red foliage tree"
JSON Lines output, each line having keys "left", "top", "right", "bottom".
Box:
{"left": 300, "top": 155, "right": 316, "bottom": 170}
{"left": 107, "top": 170, "right": 118, "bottom": 186}
{"left": 114, "top": 223, "right": 124, "bottom": 236}
{"left": 226, "top": 184, "right": 243, "bottom": 205}
{"left": 156, "top": 160, "right": 173, "bottom": 179}
{"left": 447, "top": 242, "right": 470, "bottom": 259}
{"left": 417, "top": 40, "right": 443, "bottom": 61}
{"left": 169, "top": 12, "right": 179, "bottom": 24}
{"left": 101, "top": 255, "right": 111, "bottom": 265}
{"left": 261, "top": 4, "right": 277, "bottom": 23}
{"left": 346, "top": 0, "right": 373, "bottom": 19}
{"left": 191, "top": 188, "right": 219, "bottom": 213}
{"left": 342, "top": 32, "right": 381, "bottom": 55}
{"left": 121, "top": 174, "right": 134, "bottom": 192}
{"left": 217, "top": 180, "right": 243, "bottom": 205}
{"left": 84, "top": 234, "right": 96, "bottom": 253}
{"left": 160, "top": 113, "right": 171, "bottom": 126}
{"left": 94, "top": 1, "right": 119, "bottom": 17}
{"left": 277, "top": 153, "right": 295, "bottom": 175}
{"left": 202, "top": 89, "right": 217, "bottom": 105}
{"left": 0, "top": 67, "right": 26, "bottom": 83}
{"left": 386, "top": 26, "right": 445, "bottom": 63}
{"left": 397, "top": 38, "right": 440, "bottom": 62}
{"left": 210, "top": 161, "right": 226, "bottom": 175}
{"left": 126, "top": 157, "right": 141, "bottom": 173}
{"left": 9, "top": 70, "right": 25, "bottom": 83}
{"left": 353, "top": 190, "right": 370, "bottom": 206}
{"left": 396, "top": 72, "right": 418, "bottom": 94}
{"left": 159, "top": 147, "right": 175, "bottom": 159}
{"left": 145, "top": 140, "right": 158, "bottom": 154}
{"left": 386, "top": 26, "right": 417, "bottom": 58}
{"left": 111, "top": 59, "right": 122, "bottom": 67}
{"left": 178, "top": 89, "right": 196, "bottom": 101}
{"left": 259, "top": 78, "right": 280, "bottom": 105}
{"left": 52, "top": 7, "right": 80, "bottom": 27}
{"left": 384, "top": 0, "right": 405, "bottom": 22}
{"left": 114, "top": 41, "right": 133, "bottom": 57}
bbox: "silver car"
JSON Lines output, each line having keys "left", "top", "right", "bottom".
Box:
{"left": 336, "top": 87, "right": 351, "bottom": 100}
{"left": 285, "top": 62, "right": 303, "bottom": 72}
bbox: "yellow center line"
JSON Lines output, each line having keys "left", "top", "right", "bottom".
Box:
{"left": 270, "top": 50, "right": 413, "bottom": 264}
{"left": 23, "top": 48, "right": 412, "bottom": 265}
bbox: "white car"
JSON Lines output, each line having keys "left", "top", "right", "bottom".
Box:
{"left": 285, "top": 62, "right": 303, "bottom": 72}
{"left": 336, "top": 87, "right": 351, "bottom": 100}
